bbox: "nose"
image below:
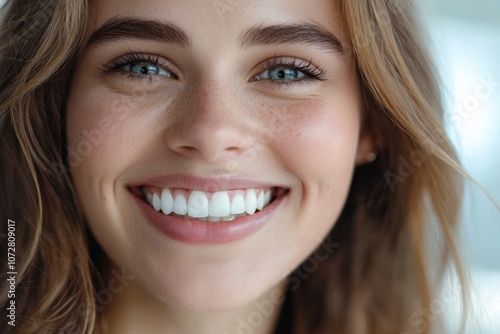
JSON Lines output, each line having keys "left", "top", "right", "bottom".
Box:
{"left": 165, "top": 82, "right": 254, "bottom": 162}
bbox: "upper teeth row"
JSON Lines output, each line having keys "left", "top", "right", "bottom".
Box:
{"left": 144, "top": 188, "right": 273, "bottom": 219}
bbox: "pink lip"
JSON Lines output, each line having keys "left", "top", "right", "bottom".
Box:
{"left": 128, "top": 175, "right": 288, "bottom": 245}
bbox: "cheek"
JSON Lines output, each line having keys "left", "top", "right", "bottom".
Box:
{"left": 265, "top": 98, "right": 361, "bottom": 184}
{"left": 66, "top": 87, "right": 158, "bottom": 177}
{"left": 265, "top": 98, "right": 361, "bottom": 246}
{"left": 65, "top": 86, "right": 170, "bottom": 268}
{"left": 252, "top": 98, "right": 361, "bottom": 282}
{"left": 65, "top": 84, "right": 162, "bottom": 229}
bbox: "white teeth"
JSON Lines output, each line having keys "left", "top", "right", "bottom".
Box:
{"left": 256, "top": 191, "right": 265, "bottom": 211}
{"left": 145, "top": 192, "right": 154, "bottom": 206}
{"left": 209, "top": 191, "right": 231, "bottom": 217}
{"left": 230, "top": 194, "right": 246, "bottom": 215}
{"left": 152, "top": 193, "right": 161, "bottom": 211}
{"left": 208, "top": 216, "right": 221, "bottom": 222}
{"left": 161, "top": 189, "right": 174, "bottom": 215}
{"left": 264, "top": 190, "right": 272, "bottom": 206}
{"left": 221, "top": 214, "right": 236, "bottom": 222}
{"left": 173, "top": 194, "right": 188, "bottom": 215}
{"left": 245, "top": 189, "right": 257, "bottom": 214}
{"left": 146, "top": 187, "right": 277, "bottom": 220}
{"left": 187, "top": 191, "right": 209, "bottom": 218}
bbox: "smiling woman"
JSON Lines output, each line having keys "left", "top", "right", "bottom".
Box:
{"left": 0, "top": 0, "right": 466, "bottom": 334}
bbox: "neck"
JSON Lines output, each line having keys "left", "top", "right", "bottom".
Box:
{"left": 99, "top": 266, "right": 288, "bottom": 334}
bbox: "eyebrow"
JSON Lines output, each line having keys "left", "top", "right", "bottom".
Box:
{"left": 86, "top": 17, "right": 190, "bottom": 49}
{"left": 240, "top": 23, "right": 344, "bottom": 55}
{"left": 86, "top": 18, "right": 344, "bottom": 55}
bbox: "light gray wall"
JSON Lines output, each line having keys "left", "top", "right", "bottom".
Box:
{"left": 421, "top": 0, "right": 500, "bottom": 24}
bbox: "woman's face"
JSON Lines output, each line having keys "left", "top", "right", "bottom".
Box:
{"left": 67, "top": 0, "right": 371, "bottom": 311}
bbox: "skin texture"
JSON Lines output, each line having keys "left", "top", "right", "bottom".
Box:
{"left": 66, "top": 0, "right": 374, "bottom": 332}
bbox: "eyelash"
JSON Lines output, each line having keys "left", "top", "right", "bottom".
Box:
{"left": 102, "top": 54, "right": 326, "bottom": 86}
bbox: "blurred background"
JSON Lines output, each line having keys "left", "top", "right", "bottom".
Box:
{"left": 418, "top": 0, "right": 500, "bottom": 332}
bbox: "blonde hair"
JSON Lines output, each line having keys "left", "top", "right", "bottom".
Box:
{"left": 0, "top": 0, "right": 466, "bottom": 333}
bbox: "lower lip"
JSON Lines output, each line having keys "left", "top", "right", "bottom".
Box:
{"left": 130, "top": 190, "right": 285, "bottom": 245}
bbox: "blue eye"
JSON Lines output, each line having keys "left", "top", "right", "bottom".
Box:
{"left": 123, "top": 61, "right": 172, "bottom": 77}
{"left": 256, "top": 67, "right": 305, "bottom": 81}
{"left": 103, "top": 54, "right": 177, "bottom": 80}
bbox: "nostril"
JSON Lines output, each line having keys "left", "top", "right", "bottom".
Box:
{"left": 167, "top": 131, "right": 254, "bottom": 161}
{"left": 176, "top": 146, "right": 198, "bottom": 154}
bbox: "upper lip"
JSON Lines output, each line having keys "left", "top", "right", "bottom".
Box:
{"left": 129, "top": 174, "right": 288, "bottom": 192}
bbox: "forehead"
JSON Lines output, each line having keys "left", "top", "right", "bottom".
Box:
{"left": 89, "top": 0, "right": 346, "bottom": 44}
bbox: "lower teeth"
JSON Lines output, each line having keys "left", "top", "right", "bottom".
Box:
{"left": 171, "top": 213, "right": 247, "bottom": 221}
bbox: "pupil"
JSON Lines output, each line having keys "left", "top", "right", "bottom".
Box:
{"left": 131, "top": 62, "right": 159, "bottom": 75}
{"left": 271, "top": 67, "right": 297, "bottom": 80}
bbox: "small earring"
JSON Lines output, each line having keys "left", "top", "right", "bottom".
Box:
{"left": 366, "top": 152, "right": 377, "bottom": 163}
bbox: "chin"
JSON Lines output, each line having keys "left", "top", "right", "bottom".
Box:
{"left": 136, "top": 266, "right": 277, "bottom": 313}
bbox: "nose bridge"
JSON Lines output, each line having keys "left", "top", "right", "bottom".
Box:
{"left": 190, "top": 79, "right": 235, "bottom": 125}
{"left": 166, "top": 76, "right": 254, "bottom": 161}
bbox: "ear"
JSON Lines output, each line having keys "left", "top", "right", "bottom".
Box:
{"left": 355, "top": 130, "right": 377, "bottom": 166}
{"left": 355, "top": 82, "right": 382, "bottom": 165}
